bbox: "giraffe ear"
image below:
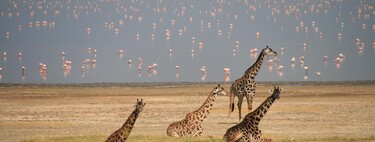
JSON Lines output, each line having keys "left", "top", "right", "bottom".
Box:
{"left": 217, "top": 84, "right": 220, "bottom": 87}
{"left": 280, "top": 88, "right": 283, "bottom": 92}
{"left": 143, "top": 103, "right": 146, "bottom": 107}
{"left": 269, "top": 90, "right": 273, "bottom": 94}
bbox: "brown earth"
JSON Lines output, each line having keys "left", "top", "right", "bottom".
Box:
{"left": 0, "top": 82, "right": 374, "bottom": 141}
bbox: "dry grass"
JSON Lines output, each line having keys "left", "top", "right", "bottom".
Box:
{"left": 1, "top": 82, "right": 374, "bottom": 142}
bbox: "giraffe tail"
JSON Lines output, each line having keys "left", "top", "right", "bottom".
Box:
{"left": 229, "top": 93, "right": 235, "bottom": 112}
{"left": 231, "top": 103, "right": 235, "bottom": 112}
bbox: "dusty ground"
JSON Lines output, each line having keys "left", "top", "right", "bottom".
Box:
{"left": 0, "top": 82, "right": 374, "bottom": 142}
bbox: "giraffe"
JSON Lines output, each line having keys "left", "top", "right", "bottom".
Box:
{"left": 228, "top": 46, "right": 277, "bottom": 121}
{"left": 166, "top": 84, "right": 229, "bottom": 137}
{"left": 224, "top": 86, "right": 283, "bottom": 142}
{"left": 105, "top": 99, "right": 146, "bottom": 142}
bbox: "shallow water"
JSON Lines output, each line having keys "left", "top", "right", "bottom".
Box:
{"left": 0, "top": 0, "right": 374, "bottom": 83}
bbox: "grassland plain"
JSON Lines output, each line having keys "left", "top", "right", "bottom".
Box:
{"left": 0, "top": 82, "right": 374, "bottom": 142}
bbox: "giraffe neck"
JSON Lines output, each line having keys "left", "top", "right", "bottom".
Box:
{"left": 121, "top": 109, "right": 140, "bottom": 131}
{"left": 244, "top": 51, "right": 267, "bottom": 79}
{"left": 243, "top": 95, "right": 276, "bottom": 125}
{"left": 194, "top": 90, "right": 217, "bottom": 122}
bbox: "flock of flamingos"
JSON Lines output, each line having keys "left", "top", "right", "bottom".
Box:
{"left": 0, "top": 0, "right": 373, "bottom": 82}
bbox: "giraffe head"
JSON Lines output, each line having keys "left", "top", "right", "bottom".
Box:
{"left": 213, "top": 84, "right": 229, "bottom": 96}
{"left": 262, "top": 46, "right": 277, "bottom": 57}
{"left": 269, "top": 86, "right": 283, "bottom": 99}
{"left": 134, "top": 99, "right": 146, "bottom": 112}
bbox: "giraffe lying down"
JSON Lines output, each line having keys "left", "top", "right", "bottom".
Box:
{"left": 224, "top": 86, "right": 283, "bottom": 142}
{"left": 167, "top": 84, "right": 229, "bottom": 137}
{"left": 106, "top": 99, "right": 146, "bottom": 142}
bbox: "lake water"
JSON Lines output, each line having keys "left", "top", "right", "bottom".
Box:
{"left": 0, "top": 0, "right": 374, "bottom": 83}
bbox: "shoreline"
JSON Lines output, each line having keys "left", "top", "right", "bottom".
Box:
{"left": 0, "top": 80, "right": 374, "bottom": 87}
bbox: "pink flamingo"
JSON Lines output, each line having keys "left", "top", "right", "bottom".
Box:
{"left": 6, "top": 32, "right": 10, "bottom": 39}
{"left": 92, "top": 59, "right": 96, "bottom": 69}
{"left": 21, "top": 66, "right": 25, "bottom": 80}
{"left": 0, "top": 67, "right": 2, "bottom": 80}
{"left": 128, "top": 60, "right": 132, "bottom": 68}
{"left": 3, "top": 51, "right": 6, "bottom": 58}
{"left": 323, "top": 56, "right": 328, "bottom": 64}
{"left": 61, "top": 51, "right": 65, "bottom": 60}
{"left": 119, "top": 49, "right": 125, "bottom": 59}
{"left": 223, "top": 67, "right": 230, "bottom": 82}
{"left": 276, "top": 65, "right": 284, "bottom": 77}
{"left": 138, "top": 66, "right": 142, "bottom": 78}
{"left": 175, "top": 65, "right": 179, "bottom": 79}
{"left": 315, "top": 72, "right": 321, "bottom": 80}
{"left": 93, "top": 49, "right": 97, "bottom": 58}
{"left": 81, "top": 65, "right": 85, "bottom": 78}
{"left": 303, "top": 66, "right": 309, "bottom": 80}
{"left": 191, "top": 49, "right": 195, "bottom": 59}
{"left": 137, "top": 58, "right": 143, "bottom": 67}
{"left": 18, "top": 51, "right": 22, "bottom": 63}
{"left": 250, "top": 48, "right": 258, "bottom": 59}
{"left": 280, "top": 47, "right": 284, "bottom": 56}
{"left": 87, "top": 27, "right": 91, "bottom": 34}
{"left": 235, "top": 41, "right": 239, "bottom": 48}
{"left": 39, "top": 63, "right": 47, "bottom": 80}
{"left": 200, "top": 66, "right": 207, "bottom": 81}
{"left": 198, "top": 42, "right": 203, "bottom": 49}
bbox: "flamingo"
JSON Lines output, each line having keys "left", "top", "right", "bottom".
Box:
{"left": 81, "top": 65, "right": 85, "bottom": 78}
{"left": 200, "top": 66, "right": 207, "bottom": 81}
{"left": 223, "top": 67, "right": 230, "bottom": 82}
{"left": 18, "top": 51, "right": 22, "bottom": 62}
{"left": 303, "top": 66, "right": 309, "bottom": 80}
{"left": 276, "top": 65, "right": 284, "bottom": 77}
{"left": 323, "top": 56, "right": 328, "bottom": 64}
{"left": 137, "top": 58, "right": 143, "bottom": 67}
{"left": 280, "top": 47, "right": 284, "bottom": 55}
{"left": 128, "top": 60, "right": 132, "bottom": 68}
{"left": 61, "top": 51, "right": 65, "bottom": 59}
{"left": 198, "top": 42, "right": 203, "bottom": 49}
{"left": 303, "top": 66, "right": 309, "bottom": 76}
{"left": 137, "top": 66, "right": 141, "bottom": 78}
{"left": 119, "top": 49, "right": 125, "bottom": 59}
{"left": 315, "top": 72, "right": 321, "bottom": 80}
{"left": 20, "top": 66, "right": 25, "bottom": 80}
{"left": 87, "top": 27, "right": 91, "bottom": 34}
{"left": 175, "top": 65, "right": 179, "bottom": 79}
{"left": 250, "top": 48, "right": 258, "bottom": 58}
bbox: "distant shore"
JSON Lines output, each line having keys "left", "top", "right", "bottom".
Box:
{"left": 0, "top": 80, "right": 374, "bottom": 87}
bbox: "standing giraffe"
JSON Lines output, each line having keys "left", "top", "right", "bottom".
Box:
{"left": 106, "top": 99, "right": 146, "bottom": 142}
{"left": 224, "top": 86, "right": 283, "bottom": 142}
{"left": 228, "top": 46, "right": 277, "bottom": 121}
{"left": 167, "top": 84, "right": 229, "bottom": 137}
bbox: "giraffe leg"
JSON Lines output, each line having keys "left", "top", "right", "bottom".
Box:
{"left": 227, "top": 93, "right": 235, "bottom": 121}
{"left": 237, "top": 96, "right": 244, "bottom": 121}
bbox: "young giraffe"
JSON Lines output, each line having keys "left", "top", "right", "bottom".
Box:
{"left": 224, "top": 86, "right": 283, "bottom": 142}
{"left": 105, "top": 99, "right": 146, "bottom": 142}
{"left": 228, "top": 46, "right": 277, "bottom": 121}
{"left": 167, "top": 84, "right": 229, "bottom": 137}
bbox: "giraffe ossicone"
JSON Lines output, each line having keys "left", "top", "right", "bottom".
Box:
{"left": 166, "top": 84, "right": 229, "bottom": 137}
